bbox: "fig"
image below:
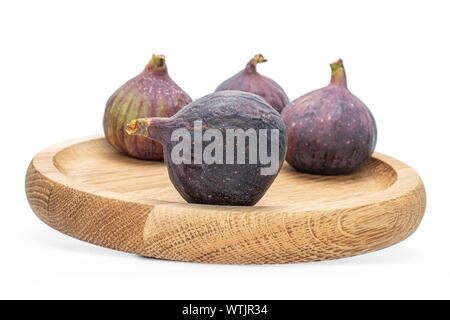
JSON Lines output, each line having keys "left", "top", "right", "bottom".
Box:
{"left": 282, "top": 59, "right": 377, "bottom": 175}
{"left": 103, "top": 54, "right": 192, "bottom": 160}
{"left": 215, "top": 54, "right": 289, "bottom": 113}
{"left": 126, "top": 91, "right": 287, "bottom": 206}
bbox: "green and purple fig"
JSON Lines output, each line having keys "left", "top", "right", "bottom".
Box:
{"left": 282, "top": 59, "right": 377, "bottom": 175}
{"left": 126, "top": 91, "right": 287, "bottom": 206}
{"left": 215, "top": 54, "right": 289, "bottom": 113}
{"left": 103, "top": 54, "right": 192, "bottom": 160}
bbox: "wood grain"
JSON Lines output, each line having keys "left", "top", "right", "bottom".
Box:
{"left": 25, "top": 135, "right": 426, "bottom": 264}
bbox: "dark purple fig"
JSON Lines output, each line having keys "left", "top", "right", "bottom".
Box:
{"left": 215, "top": 54, "right": 289, "bottom": 113}
{"left": 126, "top": 91, "right": 287, "bottom": 206}
{"left": 103, "top": 54, "right": 192, "bottom": 160}
{"left": 282, "top": 59, "right": 377, "bottom": 175}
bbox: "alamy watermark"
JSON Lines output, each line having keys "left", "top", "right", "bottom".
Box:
{"left": 170, "top": 120, "right": 280, "bottom": 175}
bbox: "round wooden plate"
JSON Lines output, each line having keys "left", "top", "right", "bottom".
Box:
{"left": 25, "top": 135, "right": 426, "bottom": 264}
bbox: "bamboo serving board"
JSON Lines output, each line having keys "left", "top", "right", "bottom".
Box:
{"left": 25, "top": 135, "right": 426, "bottom": 264}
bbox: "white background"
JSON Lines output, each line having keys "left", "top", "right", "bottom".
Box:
{"left": 0, "top": 0, "right": 449, "bottom": 299}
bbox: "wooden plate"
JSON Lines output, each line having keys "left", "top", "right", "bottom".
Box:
{"left": 25, "top": 135, "right": 426, "bottom": 264}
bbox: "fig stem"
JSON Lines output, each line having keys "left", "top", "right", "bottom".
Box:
{"left": 329, "top": 59, "right": 347, "bottom": 87}
{"left": 145, "top": 54, "right": 167, "bottom": 71}
{"left": 245, "top": 54, "right": 267, "bottom": 74}
{"left": 126, "top": 118, "right": 151, "bottom": 137}
{"left": 126, "top": 117, "right": 169, "bottom": 143}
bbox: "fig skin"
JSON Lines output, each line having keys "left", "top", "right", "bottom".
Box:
{"left": 281, "top": 59, "right": 377, "bottom": 175}
{"left": 215, "top": 54, "right": 289, "bottom": 113}
{"left": 103, "top": 54, "right": 192, "bottom": 160}
{"left": 127, "top": 91, "right": 288, "bottom": 206}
